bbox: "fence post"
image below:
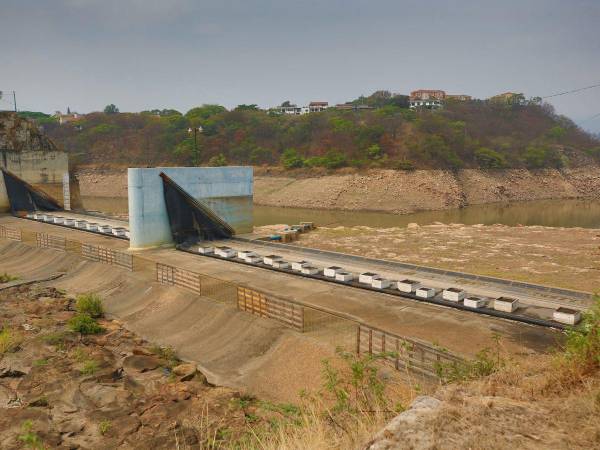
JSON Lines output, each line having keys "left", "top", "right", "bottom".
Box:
{"left": 356, "top": 325, "right": 361, "bottom": 354}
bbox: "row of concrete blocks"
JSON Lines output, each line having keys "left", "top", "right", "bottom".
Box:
{"left": 26, "top": 212, "right": 130, "bottom": 238}
{"left": 201, "top": 245, "right": 582, "bottom": 326}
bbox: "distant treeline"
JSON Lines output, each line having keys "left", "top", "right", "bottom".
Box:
{"left": 21, "top": 92, "right": 600, "bottom": 170}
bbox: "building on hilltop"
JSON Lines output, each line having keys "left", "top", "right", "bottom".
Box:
{"left": 409, "top": 89, "right": 471, "bottom": 109}
{"left": 54, "top": 110, "right": 81, "bottom": 125}
{"left": 489, "top": 92, "right": 526, "bottom": 105}
{"left": 308, "top": 101, "right": 329, "bottom": 113}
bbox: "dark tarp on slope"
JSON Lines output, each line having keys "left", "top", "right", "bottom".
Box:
{"left": 160, "top": 172, "right": 234, "bottom": 245}
{"left": 1, "top": 169, "right": 62, "bottom": 214}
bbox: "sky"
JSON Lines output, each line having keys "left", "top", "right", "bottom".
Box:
{"left": 2, "top": 0, "right": 600, "bottom": 132}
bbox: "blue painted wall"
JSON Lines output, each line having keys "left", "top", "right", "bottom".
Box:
{"left": 128, "top": 166, "right": 253, "bottom": 249}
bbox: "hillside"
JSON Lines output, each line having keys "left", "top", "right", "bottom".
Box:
{"left": 32, "top": 96, "right": 600, "bottom": 171}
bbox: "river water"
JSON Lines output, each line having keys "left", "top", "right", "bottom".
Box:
{"left": 80, "top": 196, "right": 600, "bottom": 229}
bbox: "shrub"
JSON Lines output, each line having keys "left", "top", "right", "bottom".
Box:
{"left": 390, "top": 159, "right": 415, "bottom": 171}
{"left": 81, "top": 359, "right": 99, "bottom": 375}
{"left": 68, "top": 314, "right": 103, "bottom": 335}
{"left": 321, "top": 150, "right": 347, "bottom": 169}
{"left": 523, "top": 144, "right": 563, "bottom": 168}
{"left": 99, "top": 420, "right": 112, "bottom": 436}
{"left": 474, "top": 147, "right": 507, "bottom": 169}
{"left": 0, "top": 272, "right": 19, "bottom": 283}
{"left": 365, "top": 144, "right": 383, "bottom": 160}
{"left": 18, "top": 420, "right": 44, "bottom": 449}
{"left": 280, "top": 148, "right": 304, "bottom": 169}
{"left": 208, "top": 153, "right": 227, "bottom": 167}
{"left": 75, "top": 294, "right": 104, "bottom": 318}
{"left": 561, "top": 295, "right": 600, "bottom": 373}
{"left": 0, "top": 328, "right": 23, "bottom": 354}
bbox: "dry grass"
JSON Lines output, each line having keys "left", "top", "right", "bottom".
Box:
{"left": 0, "top": 327, "right": 23, "bottom": 354}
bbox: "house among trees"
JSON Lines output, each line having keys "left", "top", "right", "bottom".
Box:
{"left": 54, "top": 108, "right": 81, "bottom": 125}
{"left": 308, "top": 101, "right": 329, "bottom": 112}
{"left": 274, "top": 101, "right": 329, "bottom": 115}
{"left": 489, "top": 92, "right": 526, "bottom": 105}
{"left": 409, "top": 90, "right": 471, "bottom": 109}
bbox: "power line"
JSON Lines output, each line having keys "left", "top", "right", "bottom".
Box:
{"left": 577, "top": 111, "right": 600, "bottom": 125}
{"left": 542, "top": 82, "right": 600, "bottom": 99}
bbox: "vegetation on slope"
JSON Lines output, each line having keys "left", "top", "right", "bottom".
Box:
{"left": 25, "top": 91, "right": 600, "bottom": 171}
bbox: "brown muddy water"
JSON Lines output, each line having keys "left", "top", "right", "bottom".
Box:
{"left": 80, "top": 196, "right": 600, "bottom": 229}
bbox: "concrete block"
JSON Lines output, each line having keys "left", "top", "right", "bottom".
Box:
{"left": 86, "top": 223, "right": 99, "bottom": 231}
{"left": 99, "top": 225, "right": 112, "bottom": 234}
{"left": 272, "top": 260, "right": 290, "bottom": 269}
{"left": 494, "top": 297, "right": 519, "bottom": 312}
{"left": 371, "top": 277, "right": 392, "bottom": 289}
{"left": 53, "top": 216, "right": 65, "bottom": 224}
{"left": 324, "top": 266, "right": 344, "bottom": 278}
{"left": 33, "top": 213, "right": 43, "bottom": 220}
{"left": 215, "top": 246, "right": 236, "bottom": 258}
{"left": 336, "top": 271, "right": 354, "bottom": 282}
{"left": 359, "top": 272, "right": 379, "bottom": 284}
{"left": 301, "top": 266, "right": 319, "bottom": 275}
{"left": 26, "top": 212, "right": 35, "bottom": 219}
{"left": 244, "top": 255, "right": 263, "bottom": 264}
{"left": 263, "top": 255, "right": 283, "bottom": 266}
{"left": 291, "top": 260, "right": 310, "bottom": 271}
{"left": 415, "top": 287, "right": 436, "bottom": 299}
{"left": 464, "top": 296, "right": 488, "bottom": 309}
{"left": 75, "top": 220, "right": 88, "bottom": 229}
{"left": 197, "top": 246, "right": 214, "bottom": 254}
{"left": 442, "top": 287, "right": 466, "bottom": 302}
{"left": 553, "top": 307, "right": 581, "bottom": 325}
{"left": 64, "top": 218, "right": 76, "bottom": 226}
{"left": 42, "top": 214, "right": 54, "bottom": 222}
{"left": 397, "top": 279, "right": 421, "bottom": 293}
{"left": 237, "top": 250, "right": 256, "bottom": 259}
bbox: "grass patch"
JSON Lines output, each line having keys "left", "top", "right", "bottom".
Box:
{"left": 33, "top": 358, "right": 49, "bottom": 367}
{"left": 68, "top": 314, "right": 103, "bottom": 335}
{"left": 98, "top": 419, "right": 112, "bottom": 436}
{"left": 18, "top": 420, "right": 44, "bottom": 449}
{"left": 0, "top": 272, "right": 19, "bottom": 283}
{"left": 0, "top": 327, "right": 23, "bottom": 354}
{"left": 75, "top": 293, "right": 104, "bottom": 318}
{"left": 81, "top": 359, "right": 99, "bottom": 375}
{"left": 150, "top": 345, "right": 180, "bottom": 368}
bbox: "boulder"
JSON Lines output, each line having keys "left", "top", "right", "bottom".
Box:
{"left": 172, "top": 364, "right": 197, "bottom": 382}
{"left": 123, "top": 355, "right": 161, "bottom": 373}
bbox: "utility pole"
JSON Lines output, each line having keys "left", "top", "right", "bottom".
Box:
{"left": 12, "top": 91, "right": 16, "bottom": 112}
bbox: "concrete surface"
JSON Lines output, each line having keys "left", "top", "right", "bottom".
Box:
{"left": 127, "top": 166, "right": 253, "bottom": 249}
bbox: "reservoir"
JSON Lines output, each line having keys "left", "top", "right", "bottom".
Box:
{"left": 80, "top": 197, "right": 600, "bottom": 229}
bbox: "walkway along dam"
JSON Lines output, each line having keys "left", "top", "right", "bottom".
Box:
{"left": 0, "top": 214, "right": 571, "bottom": 400}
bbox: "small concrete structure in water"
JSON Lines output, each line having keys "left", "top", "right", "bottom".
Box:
{"left": 128, "top": 166, "right": 253, "bottom": 249}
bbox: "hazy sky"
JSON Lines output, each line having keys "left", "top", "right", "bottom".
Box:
{"left": 2, "top": 0, "right": 600, "bottom": 132}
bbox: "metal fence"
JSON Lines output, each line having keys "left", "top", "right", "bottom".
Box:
{"left": 357, "top": 324, "right": 464, "bottom": 378}
{"left": 0, "top": 225, "right": 21, "bottom": 241}
{"left": 81, "top": 243, "right": 134, "bottom": 271}
{"left": 237, "top": 286, "right": 304, "bottom": 331}
{"left": 156, "top": 262, "right": 237, "bottom": 303}
{"left": 36, "top": 232, "right": 67, "bottom": 251}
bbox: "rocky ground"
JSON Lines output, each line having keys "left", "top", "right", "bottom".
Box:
{"left": 258, "top": 222, "right": 600, "bottom": 292}
{"left": 0, "top": 283, "right": 301, "bottom": 449}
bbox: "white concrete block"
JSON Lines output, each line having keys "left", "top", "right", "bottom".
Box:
{"left": 243, "top": 255, "right": 262, "bottom": 263}
{"left": 336, "top": 271, "right": 354, "bottom": 282}
{"left": 263, "top": 255, "right": 283, "bottom": 266}
{"left": 324, "top": 266, "right": 344, "bottom": 278}
{"left": 215, "top": 246, "right": 236, "bottom": 258}
{"left": 113, "top": 227, "right": 128, "bottom": 237}
{"left": 494, "top": 297, "right": 519, "bottom": 313}
{"left": 75, "top": 220, "right": 88, "bottom": 229}
{"left": 272, "top": 260, "right": 290, "bottom": 269}
{"left": 42, "top": 214, "right": 54, "bottom": 222}
{"left": 291, "top": 261, "right": 310, "bottom": 271}
{"left": 464, "top": 296, "right": 488, "bottom": 309}
{"left": 443, "top": 288, "right": 466, "bottom": 302}
{"left": 301, "top": 266, "right": 319, "bottom": 275}
{"left": 371, "top": 277, "right": 392, "bottom": 289}
{"left": 26, "top": 212, "right": 35, "bottom": 219}
{"left": 197, "top": 246, "right": 214, "bottom": 254}
{"left": 99, "top": 225, "right": 112, "bottom": 234}
{"left": 553, "top": 307, "right": 581, "bottom": 325}
{"left": 359, "top": 272, "right": 379, "bottom": 284}
{"left": 415, "top": 287, "right": 436, "bottom": 299}
{"left": 238, "top": 250, "right": 256, "bottom": 259}
{"left": 64, "top": 218, "right": 76, "bottom": 226}
{"left": 53, "top": 216, "right": 65, "bottom": 224}
{"left": 33, "top": 213, "right": 43, "bottom": 220}
{"left": 86, "top": 223, "right": 99, "bottom": 231}
{"left": 397, "top": 279, "right": 421, "bottom": 293}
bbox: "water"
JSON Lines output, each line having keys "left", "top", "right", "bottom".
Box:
{"left": 80, "top": 196, "right": 600, "bottom": 229}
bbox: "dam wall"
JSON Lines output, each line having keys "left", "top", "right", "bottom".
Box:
{"left": 128, "top": 166, "right": 253, "bottom": 249}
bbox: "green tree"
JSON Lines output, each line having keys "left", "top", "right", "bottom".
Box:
{"left": 235, "top": 104, "right": 260, "bottom": 111}
{"left": 185, "top": 104, "right": 226, "bottom": 122}
{"left": 523, "top": 145, "right": 563, "bottom": 169}
{"left": 103, "top": 104, "right": 119, "bottom": 114}
{"left": 281, "top": 148, "right": 304, "bottom": 169}
{"left": 548, "top": 126, "right": 566, "bottom": 141}
{"left": 366, "top": 143, "right": 383, "bottom": 160}
{"left": 474, "top": 147, "right": 507, "bottom": 169}
{"left": 208, "top": 153, "right": 228, "bottom": 166}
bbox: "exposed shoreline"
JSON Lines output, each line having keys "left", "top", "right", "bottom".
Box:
{"left": 75, "top": 166, "right": 600, "bottom": 215}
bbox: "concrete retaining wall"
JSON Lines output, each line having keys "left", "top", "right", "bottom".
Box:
{"left": 128, "top": 166, "right": 253, "bottom": 249}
